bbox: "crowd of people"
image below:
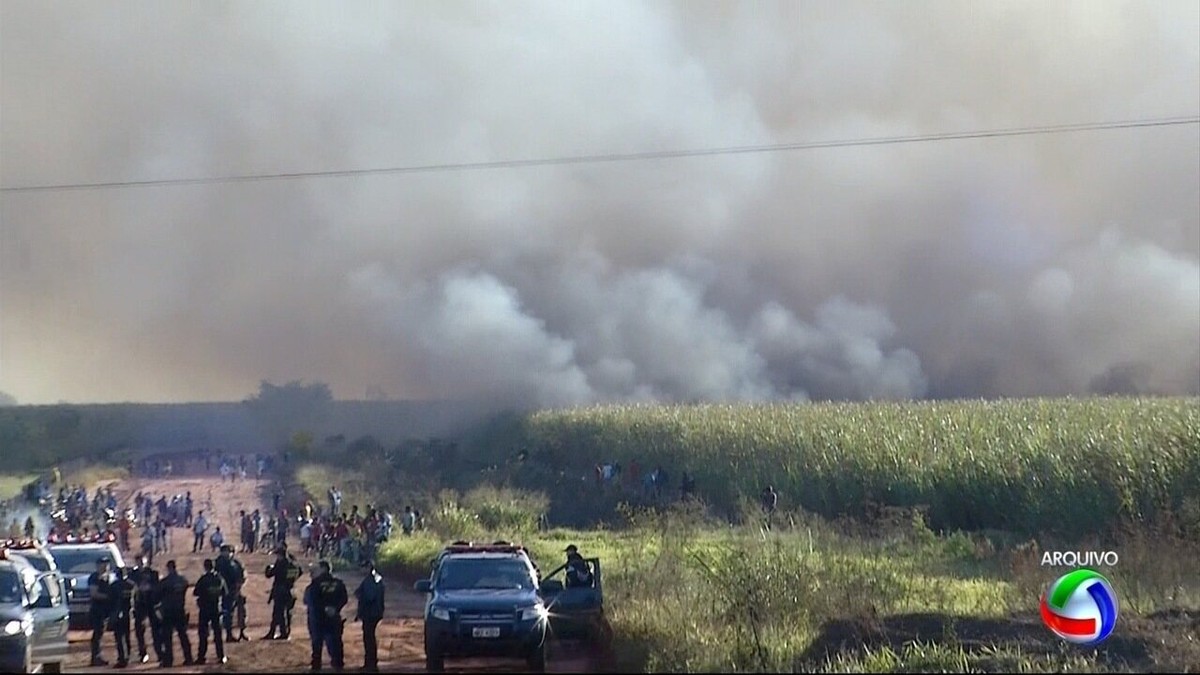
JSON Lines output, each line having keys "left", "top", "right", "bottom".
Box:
{"left": 589, "top": 461, "right": 701, "bottom": 502}
{"left": 269, "top": 487, "right": 399, "bottom": 568}
{"left": 12, "top": 448, "right": 391, "bottom": 672}
{"left": 84, "top": 542, "right": 386, "bottom": 671}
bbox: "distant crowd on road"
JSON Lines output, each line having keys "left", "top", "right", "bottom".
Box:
{"left": 126, "top": 448, "right": 277, "bottom": 482}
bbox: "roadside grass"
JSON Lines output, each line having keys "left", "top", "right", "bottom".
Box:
{"left": 0, "top": 473, "right": 35, "bottom": 500}
{"left": 62, "top": 464, "right": 127, "bottom": 489}
{"left": 294, "top": 463, "right": 374, "bottom": 513}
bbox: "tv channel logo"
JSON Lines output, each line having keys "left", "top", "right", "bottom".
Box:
{"left": 1039, "top": 568, "right": 1119, "bottom": 645}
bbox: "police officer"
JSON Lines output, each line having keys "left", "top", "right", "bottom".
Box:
{"left": 264, "top": 544, "right": 303, "bottom": 640}
{"left": 354, "top": 559, "right": 385, "bottom": 673}
{"left": 562, "top": 544, "right": 594, "bottom": 588}
{"left": 233, "top": 591, "right": 249, "bottom": 642}
{"left": 214, "top": 544, "right": 245, "bottom": 642}
{"left": 87, "top": 556, "right": 114, "bottom": 667}
{"left": 110, "top": 566, "right": 135, "bottom": 667}
{"left": 158, "top": 560, "right": 194, "bottom": 667}
{"left": 305, "top": 560, "right": 348, "bottom": 671}
{"left": 193, "top": 559, "right": 228, "bottom": 665}
{"left": 129, "top": 556, "right": 165, "bottom": 664}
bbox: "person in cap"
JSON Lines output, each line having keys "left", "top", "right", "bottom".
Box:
{"left": 305, "top": 559, "right": 348, "bottom": 671}
{"left": 354, "top": 559, "right": 386, "bottom": 672}
{"left": 215, "top": 543, "right": 245, "bottom": 642}
{"left": 110, "top": 565, "right": 135, "bottom": 667}
{"left": 264, "top": 544, "right": 303, "bottom": 640}
{"left": 192, "top": 558, "right": 227, "bottom": 664}
{"left": 563, "top": 545, "right": 593, "bottom": 589}
{"left": 128, "top": 555, "right": 165, "bottom": 664}
{"left": 87, "top": 556, "right": 114, "bottom": 666}
{"left": 158, "top": 560, "right": 194, "bottom": 666}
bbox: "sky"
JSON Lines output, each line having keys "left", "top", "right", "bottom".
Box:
{"left": 1, "top": 0, "right": 1197, "bottom": 407}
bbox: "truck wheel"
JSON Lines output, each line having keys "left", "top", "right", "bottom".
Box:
{"left": 425, "top": 649, "right": 444, "bottom": 673}
{"left": 527, "top": 643, "right": 547, "bottom": 672}
{"left": 44, "top": 662, "right": 63, "bottom": 674}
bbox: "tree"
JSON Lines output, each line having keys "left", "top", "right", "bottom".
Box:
{"left": 244, "top": 380, "right": 334, "bottom": 443}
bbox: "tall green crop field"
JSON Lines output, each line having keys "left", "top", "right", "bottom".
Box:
{"left": 479, "top": 397, "right": 1200, "bottom": 536}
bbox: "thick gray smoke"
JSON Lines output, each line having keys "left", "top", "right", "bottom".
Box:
{"left": 1, "top": 1, "right": 1197, "bottom": 406}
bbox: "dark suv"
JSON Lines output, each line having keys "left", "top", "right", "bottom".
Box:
{"left": 415, "top": 544, "right": 548, "bottom": 672}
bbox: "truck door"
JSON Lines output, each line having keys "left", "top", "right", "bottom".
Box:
{"left": 30, "top": 573, "right": 70, "bottom": 668}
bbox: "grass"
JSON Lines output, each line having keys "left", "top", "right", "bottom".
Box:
{"left": 372, "top": 503, "right": 1198, "bottom": 672}
{"left": 62, "top": 464, "right": 128, "bottom": 489}
{"left": 278, "top": 396, "right": 1200, "bottom": 672}
{"left": 360, "top": 490, "right": 1199, "bottom": 673}
{"left": 0, "top": 473, "right": 35, "bottom": 500}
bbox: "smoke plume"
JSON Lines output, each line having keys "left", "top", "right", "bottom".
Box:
{"left": 1, "top": 1, "right": 1197, "bottom": 406}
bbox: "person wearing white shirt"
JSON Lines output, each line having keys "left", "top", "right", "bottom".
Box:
{"left": 192, "top": 513, "right": 209, "bottom": 553}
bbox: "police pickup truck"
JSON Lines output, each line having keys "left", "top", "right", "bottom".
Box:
{"left": 2, "top": 540, "right": 59, "bottom": 574}
{"left": 0, "top": 548, "right": 70, "bottom": 673}
{"left": 415, "top": 544, "right": 549, "bottom": 672}
{"left": 45, "top": 533, "right": 125, "bottom": 629}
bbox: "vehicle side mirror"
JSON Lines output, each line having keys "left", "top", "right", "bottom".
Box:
{"left": 539, "top": 579, "right": 563, "bottom": 594}
{"left": 414, "top": 579, "right": 432, "bottom": 593}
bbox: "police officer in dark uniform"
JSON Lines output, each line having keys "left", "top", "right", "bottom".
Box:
{"left": 193, "top": 558, "right": 228, "bottom": 664}
{"left": 110, "top": 566, "right": 135, "bottom": 667}
{"left": 305, "top": 560, "right": 348, "bottom": 671}
{"left": 263, "top": 544, "right": 303, "bottom": 640}
{"left": 354, "top": 559, "right": 386, "bottom": 673}
{"left": 129, "top": 556, "right": 165, "bottom": 664}
{"left": 214, "top": 544, "right": 245, "bottom": 642}
{"left": 87, "top": 556, "right": 114, "bottom": 667}
{"left": 158, "top": 560, "right": 194, "bottom": 667}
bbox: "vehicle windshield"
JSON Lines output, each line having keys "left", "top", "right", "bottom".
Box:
{"left": 0, "top": 570, "right": 21, "bottom": 604}
{"left": 436, "top": 558, "right": 534, "bottom": 591}
{"left": 49, "top": 548, "right": 114, "bottom": 574}
{"left": 9, "top": 552, "right": 50, "bottom": 572}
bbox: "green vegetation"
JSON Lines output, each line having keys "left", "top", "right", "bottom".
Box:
{"left": 279, "top": 397, "right": 1200, "bottom": 672}
{"left": 0, "top": 473, "right": 36, "bottom": 500}
{"left": 469, "top": 397, "right": 1200, "bottom": 537}
{"left": 366, "top": 497, "right": 1198, "bottom": 673}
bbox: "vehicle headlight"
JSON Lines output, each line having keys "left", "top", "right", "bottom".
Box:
{"left": 520, "top": 605, "right": 549, "bottom": 622}
{"left": 2, "top": 619, "right": 31, "bottom": 637}
{"left": 430, "top": 607, "right": 451, "bottom": 621}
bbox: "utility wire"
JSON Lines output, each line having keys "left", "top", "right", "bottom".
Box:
{"left": 2, "top": 115, "right": 1197, "bottom": 194}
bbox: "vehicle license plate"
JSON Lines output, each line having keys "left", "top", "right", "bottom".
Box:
{"left": 472, "top": 626, "right": 501, "bottom": 638}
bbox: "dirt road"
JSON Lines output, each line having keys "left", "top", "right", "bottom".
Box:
{"left": 62, "top": 466, "right": 594, "bottom": 673}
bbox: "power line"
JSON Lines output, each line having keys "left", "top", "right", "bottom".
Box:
{"left": 2, "top": 115, "right": 1197, "bottom": 194}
